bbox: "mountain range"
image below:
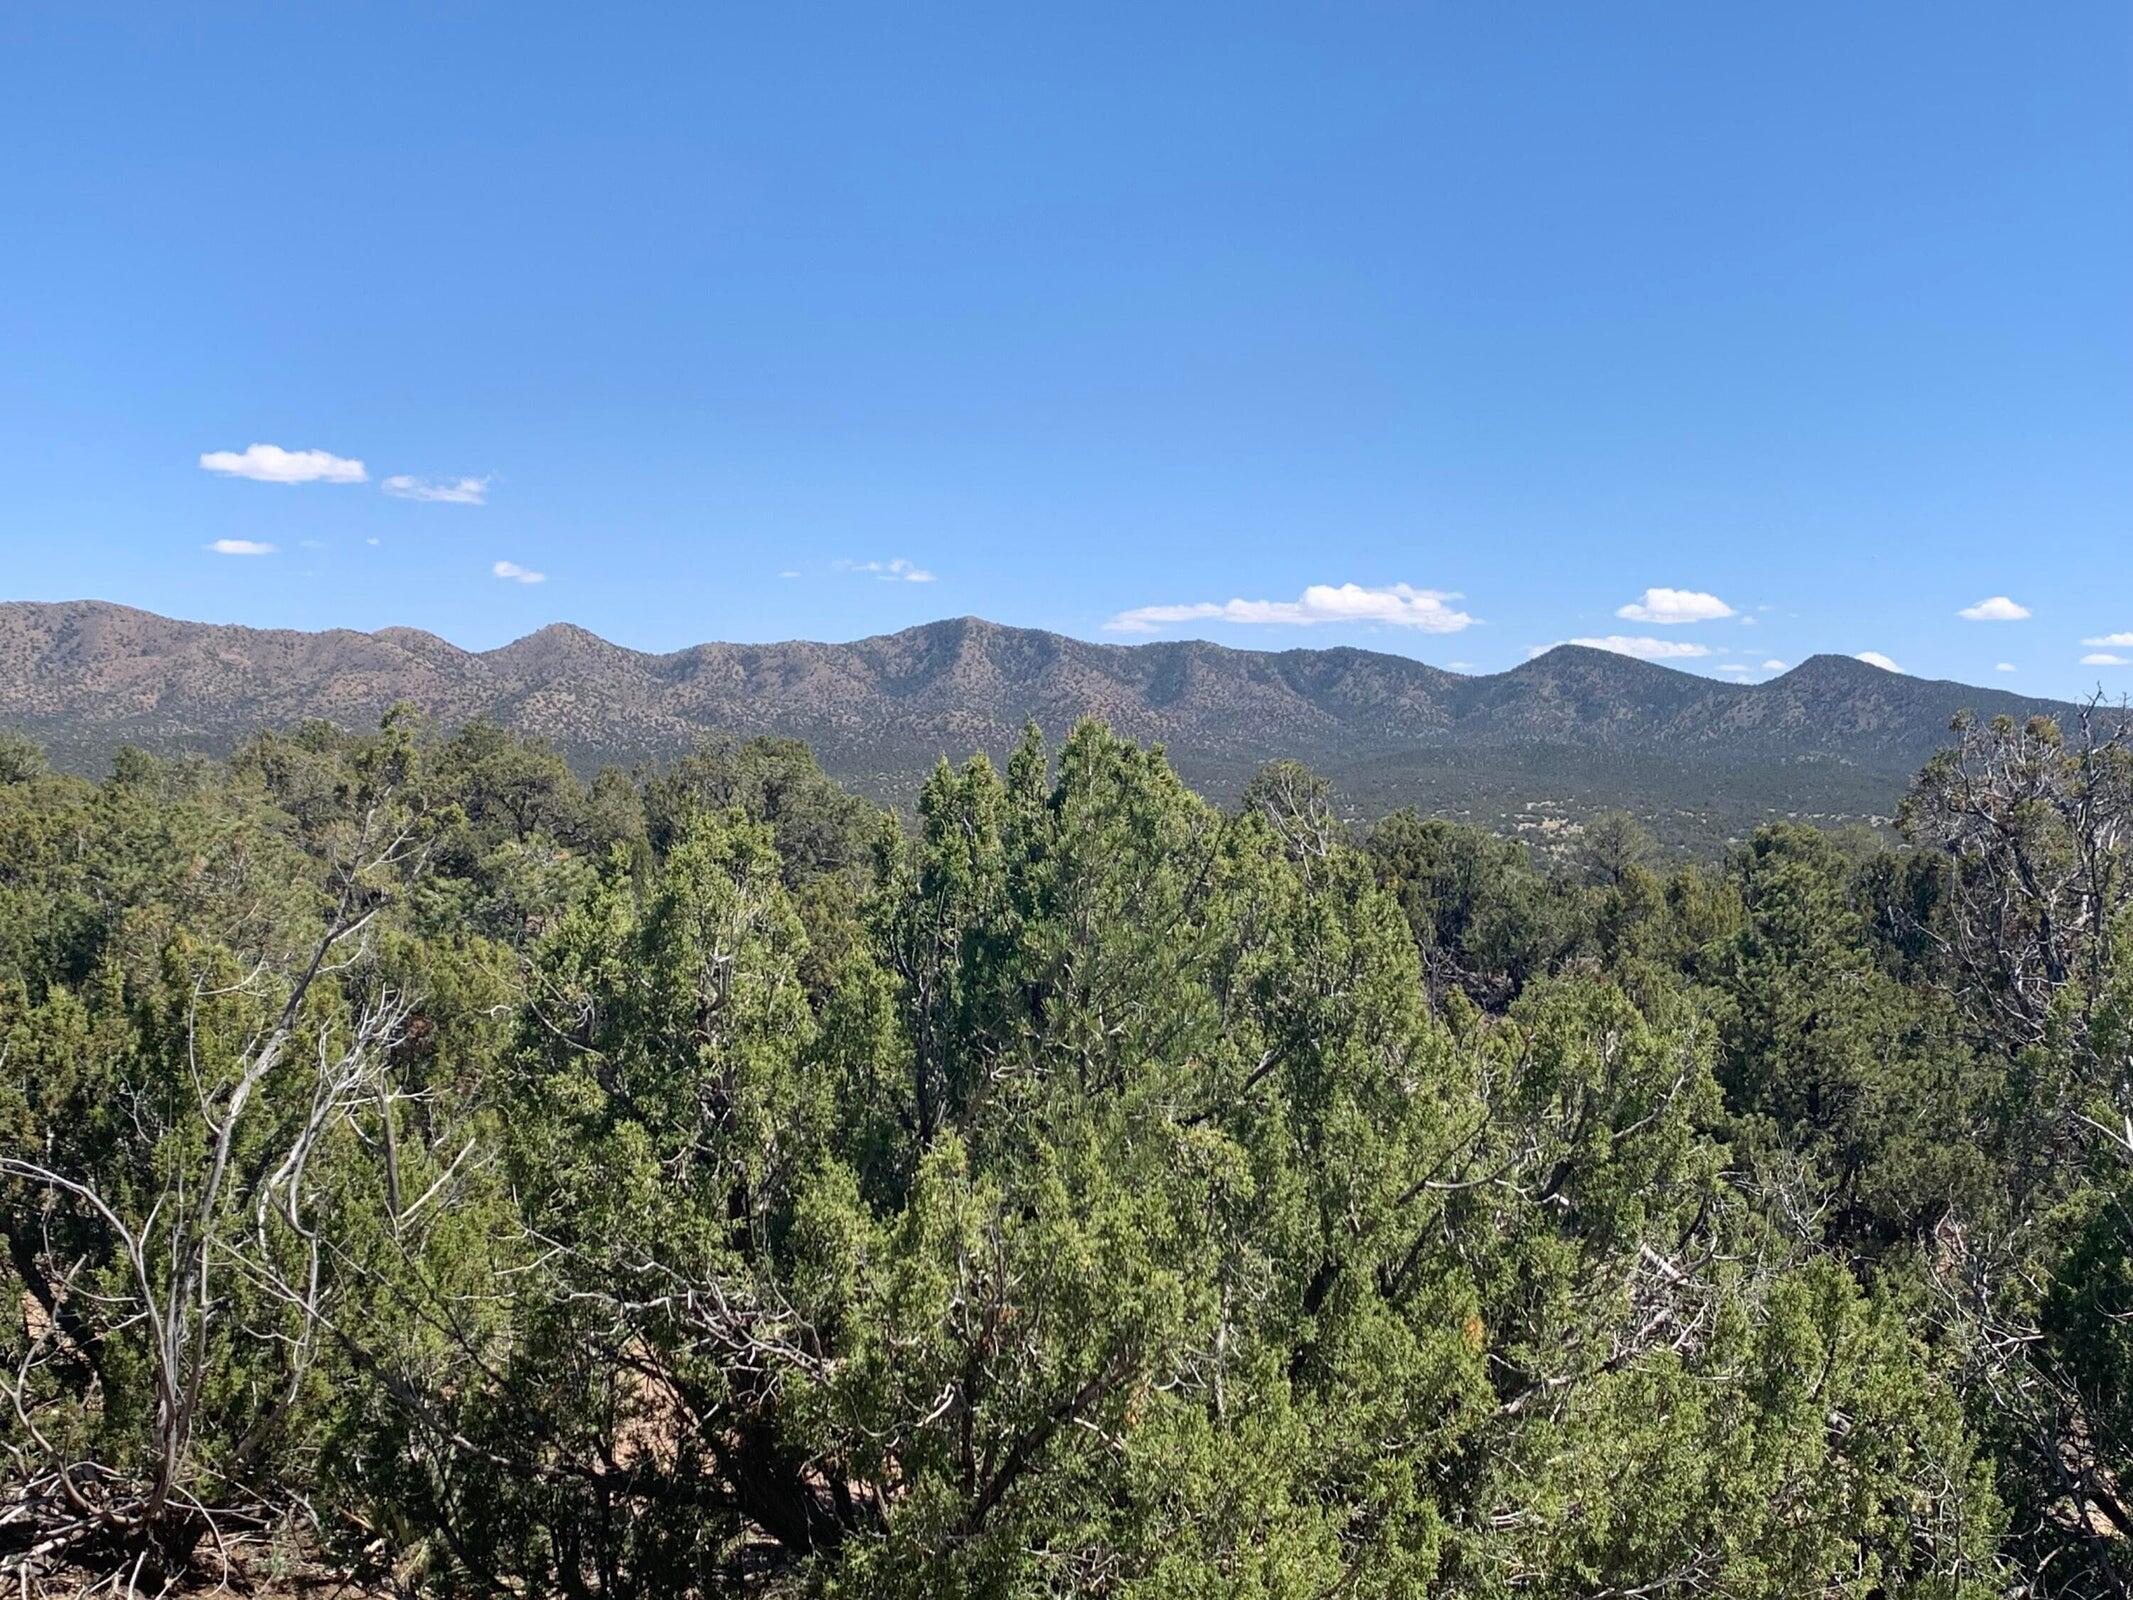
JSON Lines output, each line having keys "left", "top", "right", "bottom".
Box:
{"left": 0, "top": 600, "right": 2107, "bottom": 852}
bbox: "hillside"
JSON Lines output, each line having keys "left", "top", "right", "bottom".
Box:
{"left": 0, "top": 600, "right": 2107, "bottom": 851}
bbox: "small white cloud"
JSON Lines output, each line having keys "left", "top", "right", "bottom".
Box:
{"left": 298, "top": 538, "right": 327, "bottom": 549}
{"left": 1563, "top": 635, "right": 1711, "bottom": 661}
{"left": 2081, "top": 653, "right": 2128, "bottom": 667}
{"left": 2081, "top": 632, "right": 2133, "bottom": 647}
{"left": 778, "top": 569, "right": 801, "bottom": 579}
{"left": 1108, "top": 581, "right": 1476, "bottom": 634}
{"left": 365, "top": 537, "right": 381, "bottom": 546}
{"left": 199, "top": 443, "right": 366, "bottom": 484}
{"left": 1761, "top": 659, "right": 1788, "bottom": 671}
{"left": 1445, "top": 660, "right": 1476, "bottom": 672}
{"left": 493, "top": 559, "right": 545, "bottom": 584}
{"left": 1995, "top": 662, "right": 2017, "bottom": 673}
{"left": 1957, "top": 595, "right": 2030, "bottom": 622}
{"left": 1740, "top": 615, "right": 1758, "bottom": 626}
{"left": 1855, "top": 651, "right": 1903, "bottom": 673}
{"left": 383, "top": 473, "right": 490, "bottom": 505}
{"left": 206, "top": 538, "right": 276, "bottom": 556}
{"left": 835, "top": 557, "right": 936, "bottom": 583}
{"left": 1717, "top": 663, "right": 1754, "bottom": 674}
{"left": 1614, "top": 587, "right": 1736, "bottom": 625}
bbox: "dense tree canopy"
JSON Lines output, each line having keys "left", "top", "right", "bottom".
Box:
{"left": 1, "top": 710, "right": 2128, "bottom": 1595}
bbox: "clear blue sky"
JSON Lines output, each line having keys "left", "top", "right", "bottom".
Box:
{"left": 3, "top": 3, "right": 2128, "bottom": 694}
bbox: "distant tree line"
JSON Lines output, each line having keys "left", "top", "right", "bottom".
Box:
{"left": 0, "top": 705, "right": 2128, "bottom": 1597}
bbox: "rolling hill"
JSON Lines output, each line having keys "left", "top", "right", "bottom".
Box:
{"left": 0, "top": 600, "right": 2110, "bottom": 852}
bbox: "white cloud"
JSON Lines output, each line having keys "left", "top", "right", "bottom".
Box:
{"left": 1995, "top": 662, "right": 2017, "bottom": 673}
{"left": 1957, "top": 595, "right": 2030, "bottom": 622}
{"left": 206, "top": 538, "right": 276, "bottom": 556}
{"left": 1855, "top": 651, "right": 1903, "bottom": 673}
{"left": 836, "top": 557, "right": 936, "bottom": 583}
{"left": 1717, "top": 663, "right": 1753, "bottom": 674}
{"left": 1762, "top": 659, "right": 1788, "bottom": 671}
{"left": 2081, "top": 632, "right": 2133, "bottom": 647}
{"left": 492, "top": 560, "right": 545, "bottom": 584}
{"left": 1614, "top": 587, "right": 1735, "bottom": 625}
{"left": 383, "top": 473, "right": 490, "bottom": 504}
{"left": 1107, "top": 581, "right": 1475, "bottom": 634}
{"left": 1445, "top": 661, "right": 1476, "bottom": 672}
{"left": 1561, "top": 636, "right": 1711, "bottom": 661}
{"left": 365, "top": 537, "right": 381, "bottom": 546}
{"left": 2081, "top": 653, "right": 2128, "bottom": 667}
{"left": 778, "top": 569, "right": 801, "bottom": 579}
{"left": 199, "top": 443, "right": 366, "bottom": 484}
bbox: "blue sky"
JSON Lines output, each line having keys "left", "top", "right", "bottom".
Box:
{"left": 3, "top": 3, "right": 2128, "bottom": 694}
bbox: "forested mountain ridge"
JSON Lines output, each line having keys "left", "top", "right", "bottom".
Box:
{"left": 0, "top": 600, "right": 2105, "bottom": 843}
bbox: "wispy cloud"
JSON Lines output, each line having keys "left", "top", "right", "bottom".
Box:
{"left": 1995, "top": 662, "right": 2017, "bottom": 672}
{"left": 1716, "top": 657, "right": 1786, "bottom": 674}
{"left": 836, "top": 557, "right": 936, "bottom": 583}
{"left": 2081, "top": 652, "right": 2128, "bottom": 667}
{"left": 1614, "top": 587, "right": 1735, "bottom": 625}
{"left": 384, "top": 473, "right": 490, "bottom": 504}
{"left": 1559, "top": 635, "right": 1709, "bottom": 661}
{"left": 1107, "top": 581, "right": 1475, "bottom": 634}
{"left": 206, "top": 538, "right": 276, "bottom": 556}
{"left": 1856, "top": 651, "right": 1902, "bottom": 673}
{"left": 1957, "top": 595, "right": 2030, "bottom": 621}
{"left": 200, "top": 443, "right": 366, "bottom": 484}
{"left": 493, "top": 560, "right": 545, "bottom": 584}
{"left": 2081, "top": 632, "right": 2133, "bottom": 647}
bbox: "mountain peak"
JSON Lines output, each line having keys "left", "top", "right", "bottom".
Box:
{"left": 1781, "top": 652, "right": 1893, "bottom": 681}
{"left": 501, "top": 620, "right": 604, "bottom": 649}
{"left": 1514, "top": 643, "right": 1709, "bottom": 675}
{"left": 483, "top": 620, "right": 634, "bottom": 671}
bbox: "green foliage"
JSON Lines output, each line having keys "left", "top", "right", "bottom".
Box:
{"left": 10, "top": 707, "right": 2133, "bottom": 1595}
{"left": 1711, "top": 825, "right": 1997, "bottom": 1245}
{"left": 1363, "top": 809, "right": 1587, "bottom": 1006}
{"left": 643, "top": 732, "right": 880, "bottom": 886}
{"left": 1573, "top": 808, "right": 1656, "bottom": 887}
